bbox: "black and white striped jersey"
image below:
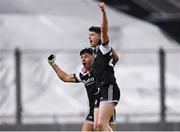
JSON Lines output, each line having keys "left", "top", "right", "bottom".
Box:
{"left": 74, "top": 70, "right": 98, "bottom": 110}
{"left": 92, "top": 43, "right": 116, "bottom": 87}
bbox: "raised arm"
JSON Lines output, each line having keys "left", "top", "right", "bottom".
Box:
{"left": 98, "top": 2, "right": 109, "bottom": 44}
{"left": 48, "top": 55, "right": 76, "bottom": 83}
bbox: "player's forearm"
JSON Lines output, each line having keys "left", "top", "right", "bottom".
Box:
{"left": 51, "top": 64, "right": 70, "bottom": 82}
{"left": 99, "top": 2, "right": 109, "bottom": 44}
{"left": 100, "top": 10, "right": 108, "bottom": 33}
{"left": 48, "top": 54, "right": 76, "bottom": 82}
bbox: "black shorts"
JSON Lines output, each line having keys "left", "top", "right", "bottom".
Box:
{"left": 85, "top": 109, "right": 94, "bottom": 123}
{"left": 99, "top": 83, "right": 120, "bottom": 105}
{"left": 85, "top": 108, "right": 116, "bottom": 124}
{"left": 94, "top": 88, "right": 100, "bottom": 108}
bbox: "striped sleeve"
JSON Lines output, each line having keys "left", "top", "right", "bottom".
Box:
{"left": 73, "top": 73, "right": 82, "bottom": 82}
{"left": 100, "top": 43, "right": 111, "bottom": 55}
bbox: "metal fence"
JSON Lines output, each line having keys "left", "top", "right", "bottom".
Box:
{"left": 0, "top": 48, "right": 180, "bottom": 125}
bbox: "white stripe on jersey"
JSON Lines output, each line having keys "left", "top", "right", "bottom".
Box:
{"left": 99, "top": 44, "right": 111, "bottom": 55}
{"left": 75, "top": 69, "right": 90, "bottom": 82}
{"left": 108, "top": 84, "right": 113, "bottom": 101}
{"left": 75, "top": 73, "right": 82, "bottom": 82}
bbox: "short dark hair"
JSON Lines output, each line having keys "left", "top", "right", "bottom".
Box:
{"left": 89, "top": 26, "right": 101, "bottom": 34}
{"left": 80, "top": 48, "right": 93, "bottom": 56}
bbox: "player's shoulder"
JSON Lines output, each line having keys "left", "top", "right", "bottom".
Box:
{"left": 99, "top": 43, "right": 112, "bottom": 55}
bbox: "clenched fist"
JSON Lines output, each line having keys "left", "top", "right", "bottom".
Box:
{"left": 98, "top": 2, "right": 105, "bottom": 12}
{"left": 48, "top": 54, "right": 56, "bottom": 65}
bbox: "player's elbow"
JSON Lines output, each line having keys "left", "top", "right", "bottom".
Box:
{"left": 63, "top": 76, "right": 73, "bottom": 82}
{"left": 62, "top": 79, "right": 69, "bottom": 82}
{"left": 116, "top": 56, "right": 119, "bottom": 62}
{"left": 113, "top": 57, "right": 119, "bottom": 66}
{"left": 62, "top": 78, "right": 70, "bottom": 82}
{"left": 58, "top": 76, "right": 70, "bottom": 82}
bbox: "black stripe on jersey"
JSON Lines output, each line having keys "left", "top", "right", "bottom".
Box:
{"left": 73, "top": 74, "right": 80, "bottom": 82}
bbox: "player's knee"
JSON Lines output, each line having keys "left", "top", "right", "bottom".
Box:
{"left": 98, "top": 122, "right": 108, "bottom": 130}
{"left": 93, "top": 125, "right": 99, "bottom": 131}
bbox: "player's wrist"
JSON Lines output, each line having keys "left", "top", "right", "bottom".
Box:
{"left": 48, "top": 54, "right": 56, "bottom": 65}
{"left": 49, "top": 61, "right": 56, "bottom": 65}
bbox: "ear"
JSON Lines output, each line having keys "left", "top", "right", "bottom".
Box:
{"left": 98, "top": 34, "right": 101, "bottom": 39}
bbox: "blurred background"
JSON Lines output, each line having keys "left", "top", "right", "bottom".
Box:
{"left": 0, "top": 0, "right": 180, "bottom": 131}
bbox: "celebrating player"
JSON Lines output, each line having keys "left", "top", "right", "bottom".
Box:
{"left": 88, "top": 2, "right": 120, "bottom": 131}
{"left": 48, "top": 48, "right": 116, "bottom": 131}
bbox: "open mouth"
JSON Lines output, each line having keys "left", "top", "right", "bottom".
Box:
{"left": 83, "top": 62, "right": 86, "bottom": 66}
{"left": 89, "top": 40, "right": 93, "bottom": 44}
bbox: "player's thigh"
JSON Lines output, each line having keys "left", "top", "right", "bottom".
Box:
{"left": 98, "top": 102, "right": 115, "bottom": 124}
{"left": 109, "top": 109, "right": 116, "bottom": 130}
{"left": 81, "top": 121, "right": 93, "bottom": 131}
{"left": 94, "top": 108, "right": 99, "bottom": 130}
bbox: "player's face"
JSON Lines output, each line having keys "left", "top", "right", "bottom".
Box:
{"left": 89, "top": 31, "right": 101, "bottom": 47}
{"left": 80, "top": 53, "right": 93, "bottom": 70}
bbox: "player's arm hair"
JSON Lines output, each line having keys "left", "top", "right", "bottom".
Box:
{"left": 99, "top": 2, "right": 109, "bottom": 44}
{"left": 51, "top": 64, "right": 76, "bottom": 83}
{"left": 112, "top": 48, "right": 119, "bottom": 66}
